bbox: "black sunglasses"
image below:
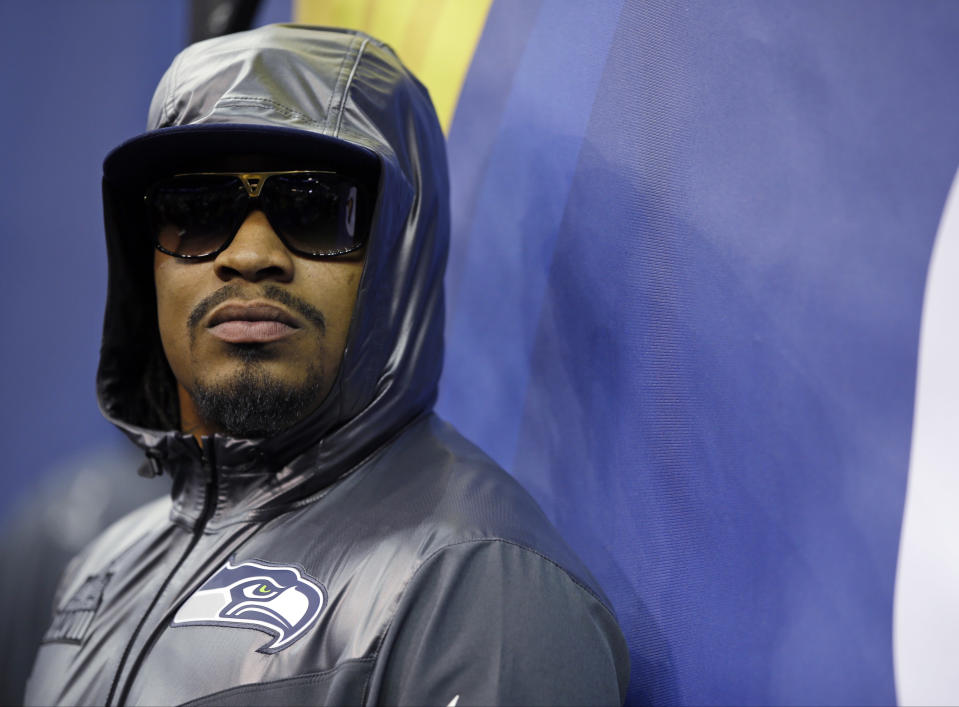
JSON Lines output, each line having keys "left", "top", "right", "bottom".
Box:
{"left": 144, "top": 170, "right": 370, "bottom": 259}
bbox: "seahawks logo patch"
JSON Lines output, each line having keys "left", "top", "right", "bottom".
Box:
{"left": 172, "top": 557, "right": 326, "bottom": 653}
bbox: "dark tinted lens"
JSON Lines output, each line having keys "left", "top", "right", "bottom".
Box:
{"left": 262, "top": 174, "right": 363, "bottom": 255}
{"left": 147, "top": 175, "right": 248, "bottom": 257}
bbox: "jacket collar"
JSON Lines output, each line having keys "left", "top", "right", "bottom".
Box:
{"left": 127, "top": 389, "right": 432, "bottom": 533}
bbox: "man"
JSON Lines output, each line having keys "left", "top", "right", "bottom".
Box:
{"left": 26, "top": 25, "right": 629, "bottom": 706}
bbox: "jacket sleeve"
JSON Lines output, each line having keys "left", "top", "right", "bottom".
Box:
{"left": 366, "top": 539, "right": 629, "bottom": 707}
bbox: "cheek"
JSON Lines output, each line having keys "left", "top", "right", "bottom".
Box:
{"left": 153, "top": 256, "right": 195, "bottom": 377}
{"left": 310, "top": 261, "right": 364, "bottom": 338}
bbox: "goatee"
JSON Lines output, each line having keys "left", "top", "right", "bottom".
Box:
{"left": 190, "top": 355, "right": 326, "bottom": 438}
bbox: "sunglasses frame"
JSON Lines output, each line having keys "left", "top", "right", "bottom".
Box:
{"left": 144, "top": 170, "right": 367, "bottom": 260}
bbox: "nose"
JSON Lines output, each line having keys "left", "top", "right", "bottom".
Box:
{"left": 213, "top": 210, "right": 294, "bottom": 283}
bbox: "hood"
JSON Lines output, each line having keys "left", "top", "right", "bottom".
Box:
{"left": 97, "top": 25, "right": 449, "bottom": 508}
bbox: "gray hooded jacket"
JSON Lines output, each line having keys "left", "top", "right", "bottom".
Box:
{"left": 25, "top": 25, "right": 629, "bottom": 706}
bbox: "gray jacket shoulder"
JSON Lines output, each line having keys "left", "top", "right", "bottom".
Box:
{"left": 287, "top": 414, "right": 631, "bottom": 704}
{"left": 316, "top": 414, "right": 613, "bottom": 606}
{"left": 368, "top": 537, "right": 630, "bottom": 706}
{"left": 53, "top": 495, "right": 171, "bottom": 608}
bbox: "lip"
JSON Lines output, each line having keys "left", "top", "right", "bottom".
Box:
{"left": 206, "top": 302, "right": 301, "bottom": 344}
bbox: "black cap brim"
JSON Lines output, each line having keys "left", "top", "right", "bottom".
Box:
{"left": 103, "top": 123, "right": 381, "bottom": 192}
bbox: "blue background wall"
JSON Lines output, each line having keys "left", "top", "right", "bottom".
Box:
{"left": 3, "top": 2, "right": 959, "bottom": 705}
{"left": 438, "top": 1, "right": 959, "bottom": 704}
{"left": 0, "top": 2, "right": 188, "bottom": 515}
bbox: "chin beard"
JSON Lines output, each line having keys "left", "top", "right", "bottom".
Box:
{"left": 190, "top": 355, "right": 327, "bottom": 438}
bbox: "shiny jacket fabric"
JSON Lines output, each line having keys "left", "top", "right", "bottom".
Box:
{"left": 25, "top": 25, "right": 629, "bottom": 706}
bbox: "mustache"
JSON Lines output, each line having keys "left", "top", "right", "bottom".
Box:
{"left": 188, "top": 284, "right": 327, "bottom": 334}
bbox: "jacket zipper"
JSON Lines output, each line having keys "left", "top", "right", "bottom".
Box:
{"left": 107, "top": 440, "right": 219, "bottom": 707}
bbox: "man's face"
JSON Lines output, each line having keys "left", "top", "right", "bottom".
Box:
{"left": 154, "top": 207, "right": 364, "bottom": 438}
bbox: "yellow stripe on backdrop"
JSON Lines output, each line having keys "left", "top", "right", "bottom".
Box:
{"left": 294, "top": 0, "right": 493, "bottom": 134}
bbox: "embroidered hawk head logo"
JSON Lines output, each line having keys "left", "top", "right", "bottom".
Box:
{"left": 172, "top": 557, "right": 326, "bottom": 653}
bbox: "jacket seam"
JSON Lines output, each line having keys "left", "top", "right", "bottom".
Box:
{"left": 333, "top": 37, "right": 370, "bottom": 137}
{"left": 212, "top": 96, "right": 325, "bottom": 128}
{"left": 324, "top": 33, "right": 360, "bottom": 134}
{"left": 161, "top": 51, "right": 181, "bottom": 126}
{"left": 430, "top": 537, "right": 616, "bottom": 615}
{"left": 177, "top": 657, "right": 376, "bottom": 706}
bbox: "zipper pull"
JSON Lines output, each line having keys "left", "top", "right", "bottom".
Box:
{"left": 139, "top": 450, "right": 163, "bottom": 478}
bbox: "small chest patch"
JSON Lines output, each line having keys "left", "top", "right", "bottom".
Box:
{"left": 42, "top": 572, "right": 112, "bottom": 644}
{"left": 172, "top": 557, "right": 326, "bottom": 653}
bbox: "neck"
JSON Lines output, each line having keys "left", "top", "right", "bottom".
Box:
{"left": 177, "top": 383, "right": 217, "bottom": 442}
